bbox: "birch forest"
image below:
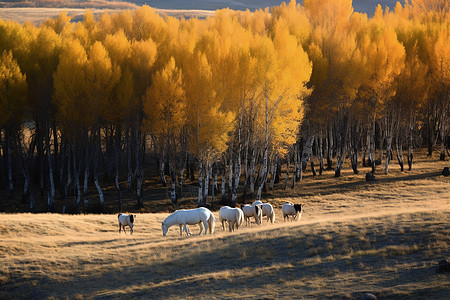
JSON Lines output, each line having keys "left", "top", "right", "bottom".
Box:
{"left": 0, "top": 0, "right": 449, "bottom": 212}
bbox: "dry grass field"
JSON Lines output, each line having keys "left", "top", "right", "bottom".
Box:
{"left": 1, "top": 156, "right": 449, "bottom": 299}
{"left": 0, "top": 7, "right": 215, "bottom": 25}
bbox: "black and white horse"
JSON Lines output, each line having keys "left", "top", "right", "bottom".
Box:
{"left": 282, "top": 202, "right": 303, "bottom": 221}
{"left": 118, "top": 213, "right": 136, "bottom": 235}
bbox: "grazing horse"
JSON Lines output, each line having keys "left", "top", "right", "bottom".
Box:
{"left": 252, "top": 200, "right": 275, "bottom": 224}
{"left": 161, "top": 207, "right": 216, "bottom": 237}
{"left": 282, "top": 202, "right": 303, "bottom": 221}
{"left": 241, "top": 204, "right": 262, "bottom": 226}
{"left": 219, "top": 206, "right": 244, "bottom": 232}
{"left": 118, "top": 213, "right": 136, "bottom": 235}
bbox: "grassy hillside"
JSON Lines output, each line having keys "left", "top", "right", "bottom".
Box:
{"left": 1, "top": 158, "right": 449, "bottom": 298}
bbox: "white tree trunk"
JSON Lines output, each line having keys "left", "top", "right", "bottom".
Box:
{"left": 63, "top": 147, "right": 72, "bottom": 213}
{"left": 203, "top": 163, "right": 210, "bottom": 203}
{"left": 284, "top": 154, "right": 290, "bottom": 190}
{"left": 83, "top": 141, "right": 89, "bottom": 208}
{"left": 269, "top": 160, "right": 276, "bottom": 190}
{"left": 127, "top": 134, "right": 132, "bottom": 189}
{"left": 228, "top": 155, "right": 233, "bottom": 194}
{"left": 73, "top": 143, "right": 81, "bottom": 208}
{"left": 384, "top": 136, "right": 392, "bottom": 174}
{"left": 94, "top": 174, "right": 104, "bottom": 206}
{"left": 198, "top": 160, "right": 203, "bottom": 205}
{"left": 46, "top": 132, "right": 55, "bottom": 211}
{"left": 257, "top": 91, "right": 270, "bottom": 201}
{"left": 221, "top": 162, "right": 226, "bottom": 201}
{"left": 249, "top": 150, "right": 256, "bottom": 195}
{"left": 159, "top": 157, "right": 167, "bottom": 186}
{"left": 301, "top": 136, "right": 314, "bottom": 166}
{"left": 231, "top": 154, "right": 241, "bottom": 206}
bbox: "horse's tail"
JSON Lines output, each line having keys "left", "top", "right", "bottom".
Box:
{"left": 208, "top": 212, "right": 216, "bottom": 234}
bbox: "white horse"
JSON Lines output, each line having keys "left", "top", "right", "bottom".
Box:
{"left": 118, "top": 213, "right": 136, "bottom": 235}
{"left": 282, "top": 202, "right": 303, "bottom": 221}
{"left": 252, "top": 200, "right": 275, "bottom": 223}
{"left": 161, "top": 207, "right": 216, "bottom": 237}
{"left": 219, "top": 206, "right": 244, "bottom": 232}
{"left": 241, "top": 204, "right": 262, "bottom": 226}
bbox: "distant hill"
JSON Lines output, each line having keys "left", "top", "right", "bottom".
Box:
{"left": 0, "top": 0, "right": 406, "bottom": 16}
{"left": 134, "top": 0, "right": 405, "bottom": 16}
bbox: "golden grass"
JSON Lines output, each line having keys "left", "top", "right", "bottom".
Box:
{"left": 0, "top": 7, "right": 215, "bottom": 25}
{"left": 1, "top": 158, "right": 449, "bottom": 298}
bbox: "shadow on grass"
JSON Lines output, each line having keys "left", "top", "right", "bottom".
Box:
{"left": 5, "top": 212, "right": 448, "bottom": 299}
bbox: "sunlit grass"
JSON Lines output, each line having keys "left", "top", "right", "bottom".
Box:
{"left": 1, "top": 157, "right": 449, "bottom": 298}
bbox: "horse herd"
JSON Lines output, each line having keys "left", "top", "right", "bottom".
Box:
{"left": 118, "top": 201, "right": 303, "bottom": 237}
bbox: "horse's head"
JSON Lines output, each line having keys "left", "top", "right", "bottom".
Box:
{"left": 161, "top": 222, "right": 168, "bottom": 236}
{"left": 130, "top": 215, "right": 136, "bottom": 223}
{"left": 294, "top": 204, "right": 303, "bottom": 213}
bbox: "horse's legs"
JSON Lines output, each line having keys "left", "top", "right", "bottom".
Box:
{"left": 222, "top": 220, "right": 226, "bottom": 231}
{"left": 184, "top": 224, "right": 192, "bottom": 236}
{"left": 198, "top": 222, "right": 204, "bottom": 235}
{"left": 179, "top": 224, "right": 183, "bottom": 236}
{"left": 119, "top": 224, "right": 121, "bottom": 234}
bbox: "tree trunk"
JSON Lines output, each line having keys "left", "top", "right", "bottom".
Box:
{"left": 46, "top": 129, "right": 55, "bottom": 212}
{"left": 127, "top": 131, "right": 133, "bottom": 190}
{"left": 384, "top": 135, "right": 392, "bottom": 174}
{"left": 317, "top": 134, "right": 324, "bottom": 175}
{"left": 6, "top": 129, "right": 14, "bottom": 198}
{"left": 213, "top": 164, "right": 218, "bottom": 195}
{"left": 249, "top": 149, "right": 256, "bottom": 196}
{"left": 284, "top": 153, "right": 290, "bottom": 190}
{"left": 275, "top": 161, "right": 281, "bottom": 184}
{"left": 221, "top": 159, "right": 226, "bottom": 202}
{"left": 52, "top": 123, "right": 59, "bottom": 185}
{"left": 93, "top": 130, "right": 104, "bottom": 211}
{"left": 301, "top": 136, "right": 314, "bottom": 167}
{"left": 291, "top": 145, "right": 297, "bottom": 189}
{"left": 228, "top": 153, "right": 233, "bottom": 198}
{"left": 37, "top": 127, "right": 45, "bottom": 198}
{"left": 83, "top": 132, "right": 89, "bottom": 208}
{"left": 73, "top": 137, "right": 81, "bottom": 211}
{"left": 269, "top": 159, "right": 276, "bottom": 190}
{"left": 368, "top": 120, "right": 376, "bottom": 173}
{"left": 198, "top": 160, "right": 203, "bottom": 205}
{"left": 170, "top": 162, "right": 177, "bottom": 205}
{"left": 326, "top": 125, "right": 333, "bottom": 170}
{"left": 257, "top": 88, "right": 273, "bottom": 201}
{"left": 115, "top": 129, "right": 122, "bottom": 211}
{"left": 203, "top": 162, "right": 210, "bottom": 203}
{"left": 439, "top": 108, "right": 447, "bottom": 161}
{"left": 16, "top": 130, "right": 35, "bottom": 210}
{"left": 135, "top": 125, "right": 143, "bottom": 209}
{"left": 395, "top": 134, "right": 404, "bottom": 172}
{"left": 231, "top": 155, "right": 241, "bottom": 207}
{"left": 335, "top": 115, "right": 350, "bottom": 178}
{"left": 158, "top": 156, "right": 167, "bottom": 186}
{"left": 63, "top": 145, "right": 72, "bottom": 214}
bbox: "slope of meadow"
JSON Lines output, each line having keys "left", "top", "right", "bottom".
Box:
{"left": 1, "top": 158, "right": 449, "bottom": 299}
